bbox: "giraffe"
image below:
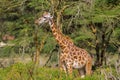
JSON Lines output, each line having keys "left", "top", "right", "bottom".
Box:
{"left": 35, "top": 12, "right": 92, "bottom": 78}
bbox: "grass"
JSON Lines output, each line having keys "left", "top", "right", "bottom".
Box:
{"left": 0, "top": 54, "right": 119, "bottom": 80}
{"left": 0, "top": 62, "right": 105, "bottom": 80}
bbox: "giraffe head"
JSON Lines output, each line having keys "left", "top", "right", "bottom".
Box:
{"left": 35, "top": 12, "right": 53, "bottom": 25}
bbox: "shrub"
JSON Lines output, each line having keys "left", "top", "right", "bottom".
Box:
{"left": 1, "top": 62, "right": 119, "bottom": 80}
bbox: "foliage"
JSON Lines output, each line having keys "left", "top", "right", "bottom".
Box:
{"left": 0, "top": 0, "right": 120, "bottom": 54}
{"left": 0, "top": 0, "right": 120, "bottom": 80}
{"left": 0, "top": 0, "right": 120, "bottom": 75}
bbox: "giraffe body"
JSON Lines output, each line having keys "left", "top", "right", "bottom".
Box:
{"left": 35, "top": 12, "right": 92, "bottom": 77}
{"left": 60, "top": 45, "right": 92, "bottom": 75}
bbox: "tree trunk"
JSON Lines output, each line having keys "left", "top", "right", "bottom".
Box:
{"left": 34, "top": 31, "right": 40, "bottom": 65}
{"left": 89, "top": 23, "right": 109, "bottom": 67}
{"left": 21, "top": 46, "right": 25, "bottom": 60}
{"left": 95, "top": 42, "right": 101, "bottom": 66}
{"left": 33, "top": 29, "right": 48, "bottom": 65}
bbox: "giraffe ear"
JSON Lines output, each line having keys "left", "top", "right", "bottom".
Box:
{"left": 47, "top": 13, "right": 50, "bottom": 16}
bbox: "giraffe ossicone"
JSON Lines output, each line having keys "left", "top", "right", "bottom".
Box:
{"left": 35, "top": 12, "right": 92, "bottom": 77}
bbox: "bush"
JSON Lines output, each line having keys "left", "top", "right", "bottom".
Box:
{"left": 1, "top": 62, "right": 119, "bottom": 80}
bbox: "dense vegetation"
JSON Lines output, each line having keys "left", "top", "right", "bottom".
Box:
{"left": 0, "top": 62, "right": 119, "bottom": 80}
{"left": 0, "top": 0, "right": 120, "bottom": 80}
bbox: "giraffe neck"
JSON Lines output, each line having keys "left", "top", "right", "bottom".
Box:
{"left": 48, "top": 19, "right": 74, "bottom": 49}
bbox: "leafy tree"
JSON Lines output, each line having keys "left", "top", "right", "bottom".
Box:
{"left": 0, "top": 0, "right": 120, "bottom": 67}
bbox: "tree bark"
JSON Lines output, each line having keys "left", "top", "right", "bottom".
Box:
{"left": 34, "top": 31, "right": 39, "bottom": 65}
{"left": 89, "top": 23, "right": 113, "bottom": 67}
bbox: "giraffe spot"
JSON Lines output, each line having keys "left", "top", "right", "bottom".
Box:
{"left": 67, "top": 55, "right": 70, "bottom": 58}
{"left": 69, "top": 65, "right": 72, "bottom": 69}
{"left": 82, "top": 57, "right": 85, "bottom": 60}
{"left": 56, "top": 39, "right": 59, "bottom": 42}
{"left": 81, "top": 61, "right": 84, "bottom": 65}
{"left": 57, "top": 35, "right": 60, "bottom": 39}
{"left": 63, "top": 48, "right": 68, "bottom": 52}
{"left": 61, "top": 59, "right": 64, "bottom": 62}
{"left": 64, "top": 54, "right": 67, "bottom": 57}
{"left": 71, "top": 57, "right": 74, "bottom": 60}
{"left": 79, "top": 56, "right": 81, "bottom": 59}
{"left": 84, "top": 54, "right": 87, "bottom": 57}
{"left": 66, "top": 59, "right": 69, "bottom": 62}
{"left": 74, "top": 52, "right": 78, "bottom": 55}
{"left": 74, "top": 56, "right": 77, "bottom": 59}
{"left": 52, "top": 29, "right": 56, "bottom": 32}
{"left": 68, "top": 59, "right": 72, "bottom": 62}
{"left": 68, "top": 46, "right": 71, "bottom": 49}
{"left": 71, "top": 62, "right": 73, "bottom": 65}
{"left": 70, "top": 54, "right": 73, "bottom": 57}
{"left": 77, "top": 52, "right": 80, "bottom": 55}
{"left": 71, "top": 48, "right": 74, "bottom": 51}
{"left": 79, "top": 58, "right": 81, "bottom": 61}
{"left": 82, "top": 51, "right": 85, "bottom": 55}
{"left": 78, "top": 63, "right": 81, "bottom": 66}
{"left": 61, "top": 46, "right": 64, "bottom": 49}
{"left": 71, "top": 52, "right": 75, "bottom": 55}
{"left": 64, "top": 50, "right": 68, "bottom": 53}
{"left": 72, "top": 52, "right": 75, "bottom": 55}
{"left": 59, "top": 41, "right": 62, "bottom": 44}
{"left": 75, "top": 48, "right": 78, "bottom": 51}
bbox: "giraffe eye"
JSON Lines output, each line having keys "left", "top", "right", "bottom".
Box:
{"left": 43, "top": 16, "right": 47, "bottom": 18}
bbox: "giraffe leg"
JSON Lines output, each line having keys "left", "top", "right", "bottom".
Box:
{"left": 78, "top": 68, "right": 85, "bottom": 78}
{"left": 59, "top": 55, "right": 67, "bottom": 73}
{"left": 85, "top": 57, "right": 92, "bottom": 75}
{"left": 66, "top": 64, "right": 73, "bottom": 77}
{"left": 60, "top": 63, "right": 67, "bottom": 73}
